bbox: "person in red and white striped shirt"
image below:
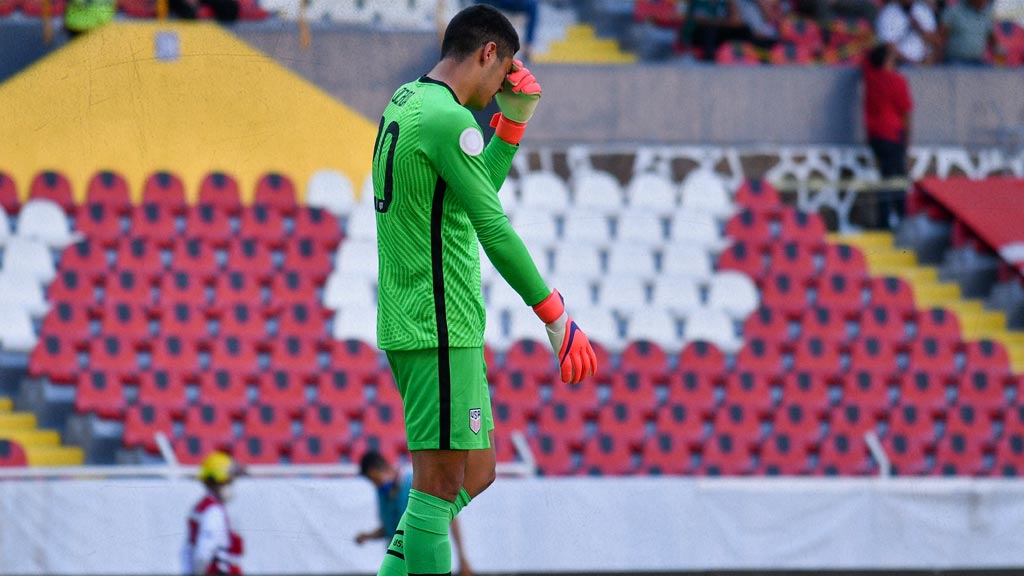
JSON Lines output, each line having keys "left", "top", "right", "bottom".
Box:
{"left": 183, "top": 451, "right": 244, "bottom": 575}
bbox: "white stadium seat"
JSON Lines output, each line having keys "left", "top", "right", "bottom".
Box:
{"left": 651, "top": 276, "right": 703, "bottom": 318}
{"left": 0, "top": 272, "right": 49, "bottom": 317}
{"left": 670, "top": 210, "right": 730, "bottom": 254}
{"left": 552, "top": 245, "right": 603, "bottom": 281}
{"left": 602, "top": 276, "right": 650, "bottom": 316}
{"left": 519, "top": 172, "right": 570, "bottom": 212}
{"left": 626, "top": 172, "right": 678, "bottom": 217}
{"left": 344, "top": 207, "right": 377, "bottom": 241}
{"left": 16, "top": 199, "right": 81, "bottom": 249}
{"left": 679, "top": 168, "right": 735, "bottom": 220}
{"left": 332, "top": 306, "right": 378, "bottom": 344}
{"left": 306, "top": 169, "right": 357, "bottom": 217}
{"left": 683, "top": 306, "right": 743, "bottom": 353}
{"left": 623, "top": 308, "right": 683, "bottom": 352}
{"left": 0, "top": 206, "right": 11, "bottom": 246}
{"left": 572, "top": 306, "right": 623, "bottom": 352}
{"left": 606, "top": 244, "right": 657, "bottom": 279}
{"left": 512, "top": 212, "right": 559, "bottom": 246}
{"left": 661, "top": 244, "right": 713, "bottom": 282}
{"left": 334, "top": 239, "right": 378, "bottom": 280}
{"left": 547, "top": 275, "right": 598, "bottom": 308}
{"left": 506, "top": 305, "right": 547, "bottom": 344}
{"left": 572, "top": 170, "right": 624, "bottom": 214}
{"left": 323, "top": 274, "right": 376, "bottom": 312}
{"left": 616, "top": 208, "right": 668, "bottom": 248}
{"left": 2, "top": 237, "right": 56, "bottom": 285}
{"left": 0, "top": 304, "right": 37, "bottom": 353}
{"left": 707, "top": 271, "right": 760, "bottom": 320}
{"left": 561, "top": 208, "right": 613, "bottom": 247}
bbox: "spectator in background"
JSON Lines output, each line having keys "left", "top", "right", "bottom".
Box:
{"left": 683, "top": 0, "right": 777, "bottom": 60}
{"left": 477, "top": 0, "right": 539, "bottom": 60}
{"left": 64, "top": 0, "right": 115, "bottom": 38}
{"left": 170, "top": 0, "right": 239, "bottom": 22}
{"left": 183, "top": 452, "right": 245, "bottom": 575}
{"left": 863, "top": 43, "right": 913, "bottom": 229}
{"left": 876, "top": 0, "right": 940, "bottom": 63}
{"left": 356, "top": 451, "right": 474, "bottom": 576}
{"left": 941, "top": 0, "right": 1000, "bottom": 64}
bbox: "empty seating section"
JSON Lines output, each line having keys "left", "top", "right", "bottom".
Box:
{"left": 3, "top": 165, "right": 1020, "bottom": 476}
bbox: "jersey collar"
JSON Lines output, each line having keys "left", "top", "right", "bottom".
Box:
{"left": 420, "top": 75, "right": 461, "bottom": 105}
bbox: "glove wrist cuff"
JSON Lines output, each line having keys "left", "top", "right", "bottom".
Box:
{"left": 490, "top": 113, "right": 527, "bottom": 145}
{"left": 532, "top": 289, "right": 565, "bottom": 325}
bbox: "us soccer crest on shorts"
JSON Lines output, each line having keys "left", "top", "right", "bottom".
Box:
{"left": 469, "top": 408, "right": 482, "bottom": 435}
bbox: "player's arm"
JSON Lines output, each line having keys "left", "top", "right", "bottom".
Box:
{"left": 480, "top": 133, "right": 517, "bottom": 194}
{"left": 355, "top": 526, "right": 386, "bottom": 544}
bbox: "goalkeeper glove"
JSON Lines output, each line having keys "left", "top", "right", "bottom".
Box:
{"left": 532, "top": 289, "right": 598, "bottom": 385}
{"left": 491, "top": 59, "right": 541, "bottom": 146}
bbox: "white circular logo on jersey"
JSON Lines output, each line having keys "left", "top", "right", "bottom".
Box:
{"left": 459, "top": 127, "right": 484, "bottom": 157}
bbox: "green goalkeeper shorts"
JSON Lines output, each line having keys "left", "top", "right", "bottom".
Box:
{"left": 385, "top": 347, "right": 494, "bottom": 451}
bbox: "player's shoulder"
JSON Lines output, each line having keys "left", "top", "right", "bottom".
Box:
{"left": 415, "top": 78, "right": 476, "bottom": 127}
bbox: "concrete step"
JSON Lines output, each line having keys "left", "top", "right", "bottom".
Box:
{"left": 0, "top": 413, "right": 37, "bottom": 430}
{"left": 957, "top": 308, "right": 1008, "bottom": 333}
{"left": 872, "top": 265, "right": 939, "bottom": 284}
{"left": 865, "top": 248, "right": 917, "bottom": 270}
{"left": 25, "top": 445, "right": 85, "bottom": 467}
{"left": 828, "top": 231, "right": 895, "bottom": 250}
{"left": 912, "top": 282, "right": 962, "bottom": 306}
{"left": 0, "top": 428, "right": 61, "bottom": 447}
{"left": 0, "top": 397, "right": 11, "bottom": 412}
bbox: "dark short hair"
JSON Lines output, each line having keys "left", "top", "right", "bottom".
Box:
{"left": 867, "top": 43, "right": 890, "bottom": 68}
{"left": 440, "top": 4, "right": 520, "bottom": 61}
{"left": 359, "top": 450, "right": 389, "bottom": 478}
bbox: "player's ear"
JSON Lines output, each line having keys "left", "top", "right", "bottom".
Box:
{"left": 480, "top": 41, "right": 498, "bottom": 65}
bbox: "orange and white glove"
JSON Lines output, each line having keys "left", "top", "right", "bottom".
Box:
{"left": 532, "top": 289, "right": 598, "bottom": 384}
{"left": 491, "top": 59, "right": 541, "bottom": 146}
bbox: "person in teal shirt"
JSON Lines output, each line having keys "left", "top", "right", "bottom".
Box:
{"left": 356, "top": 451, "right": 474, "bottom": 576}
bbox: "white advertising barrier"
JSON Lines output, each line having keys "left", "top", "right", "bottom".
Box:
{"left": 3, "top": 476, "right": 1024, "bottom": 574}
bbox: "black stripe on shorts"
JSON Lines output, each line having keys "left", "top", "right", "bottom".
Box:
{"left": 430, "top": 176, "right": 451, "bottom": 450}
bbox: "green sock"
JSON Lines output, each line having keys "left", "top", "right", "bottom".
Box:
{"left": 403, "top": 489, "right": 453, "bottom": 576}
{"left": 451, "top": 488, "right": 471, "bottom": 518}
{"left": 376, "top": 513, "right": 408, "bottom": 576}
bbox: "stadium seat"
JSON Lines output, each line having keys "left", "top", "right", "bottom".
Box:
{"left": 0, "top": 439, "right": 28, "bottom": 467}
{"left": 716, "top": 241, "right": 766, "bottom": 280}
{"left": 359, "top": 403, "right": 406, "bottom": 448}
{"left": 697, "top": 433, "right": 756, "bottom": 476}
{"left": 208, "top": 335, "right": 260, "bottom": 377}
{"left": 343, "top": 207, "right": 376, "bottom": 241}
{"left": 328, "top": 338, "right": 380, "bottom": 378}
{"left": 114, "top": 238, "right": 164, "bottom": 278}
{"left": 733, "top": 179, "right": 782, "bottom": 214}
{"left": 655, "top": 391, "right": 709, "bottom": 443}
{"left": 504, "top": 340, "right": 554, "bottom": 380}
{"left": 758, "top": 433, "right": 813, "bottom": 475}
{"left": 848, "top": 337, "right": 900, "bottom": 377}
{"left": 149, "top": 335, "right": 202, "bottom": 376}
{"left": 679, "top": 169, "right": 734, "bottom": 219}
{"left": 233, "top": 435, "right": 282, "bottom": 465}
{"left": 777, "top": 209, "right": 826, "bottom": 246}
{"left": 607, "top": 243, "right": 657, "bottom": 279}
{"left": 887, "top": 404, "right": 937, "bottom": 446}
{"left": 715, "top": 41, "right": 761, "bottom": 65}
{"left": 722, "top": 371, "right": 775, "bottom": 416}
{"left": 898, "top": 371, "right": 950, "bottom": 415}
{"left": 772, "top": 399, "right": 827, "bottom": 446}
{"left": 519, "top": 172, "right": 570, "bottom": 212}
{"left": 669, "top": 210, "right": 727, "bottom": 254}
{"left": 962, "top": 340, "right": 1011, "bottom": 376}
{"left": 97, "top": 301, "right": 151, "bottom": 342}
{"left": 215, "top": 271, "right": 264, "bottom": 308}
{"left": 184, "top": 205, "right": 232, "bottom": 246}
{"left": 529, "top": 433, "right": 577, "bottom": 476}
{"left": 572, "top": 170, "right": 625, "bottom": 216}
{"left": 268, "top": 336, "right": 319, "bottom": 381}
{"left": 293, "top": 207, "right": 342, "bottom": 248}
{"left": 624, "top": 308, "right": 682, "bottom": 352}
{"left": 580, "top": 433, "right": 636, "bottom": 476}
{"left": 301, "top": 402, "right": 351, "bottom": 440}
{"left": 323, "top": 274, "right": 376, "bottom": 313}
{"left": 666, "top": 370, "right": 718, "bottom": 417}
{"left": 130, "top": 204, "right": 179, "bottom": 246}
{"left": 815, "top": 273, "right": 866, "bottom": 318}
{"left": 781, "top": 371, "right": 832, "bottom": 414}
{"left": 913, "top": 308, "right": 962, "bottom": 345}
{"left": 760, "top": 273, "right": 810, "bottom": 318}
{"left": 548, "top": 373, "right": 601, "bottom": 415}
{"left": 291, "top": 434, "right": 344, "bottom": 464}
{"left": 607, "top": 373, "right": 660, "bottom": 417}
{"left": 123, "top": 404, "right": 174, "bottom": 453}
{"left": 242, "top": 403, "right": 293, "bottom": 447}
{"left": 792, "top": 336, "right": 842, "bottom": 378}
{"left": 16, "top": 199, "right": 81, "bottom": 248}
{"left": 141, "top": 172, "right": 188, "bottom": 213}
{"left": 183, "top": 403, "right": 235, "bottom": 447}
{"left": 171, "top": 238, "right": 220, "bottom": 278}
{"left": 89, "top": 334, "right": 138, "bottom": 379}
{"left": 75, "top": 371, "right": 126, "bottom": 419}
{"left": 223, "top": 238, "right": 275, "bottom": 280}
{"left": 955, "top": 370, "right": 1011, "bottom": 415}
{"left": 798, "top": 306, "right": 848, "bottom": 344}
{"left": 906, "top": 337, "right": 957, "bottom": 375}
{"left": 551, "top": 244, "right": 603, "bottom": 281}
{"left": 0, "top": 171, "right": 19, "bottom": 214}
{"left": 858, "top": 305, "right": 906, "bottom": 344}
{"left": 135, "top": 370, "right": 188, "bottom": 416}
{"left": 197, "top": 172, "right": 242, "bottom": 213}
{"left": 821, "top": 243, "right": 868, "bottom": 280}
{"left": 742, "top": 307, "right": 790, "bottom": 343}
{"left": 0, "top": 305, "right": 37, "bottom": 353}
{"left": 28, "top": 171, "right": 75, "bottom": 213}
{"left": 616, "top": 210, "right": 668, "bottom": 248}
{"left": 174, "top": 435, "right": 225, "bottom": 465}
{"left": 768, "top": 241, "right": 817, "bottom": 282}
{"left": 3, "top": 236, "right": 56, "bottom": 285}
{"left": 724, "top": 209, "right": 773, "bottom": 247}
{"left": 624, "top": 172, "right": 678, "bottom": 217}
{"left": 283, "top": 237, "right": 334, "bottom": 280}
{"left": 491, "top": 401, "right": 531, "bottom": 437}
{"left": 491, "top": 371, "right": 544, "bottom": 417}
{"left": 639, "top": 432, "right": 693, "bottom": 475}
{"left": 661, "top": 243, "right": 714, "bottom": 283}
{"left": 197, "top": 370, "right": 251, "bottom": 416}
{"left": 0, "top": 271, "right": 48, "bottom": 318}
{"left": 992, "top": 425, "right": 1024, "bottom": 477}
{"left": 933, "top": 432, "right": 988, "bottom": 476}
{"left": 707, "top": 271, "right": 759, "bottom": 319}
{"left": 561, "top": 209, "right": 613, "bottom": 247}
{"left": 839, "top": 371, "right": 892, "bottom": 416}
{"left": 314, "top": 369, "right": 367, "bottom": 413}
{"left": 276, "top": 302, "right": 329, "bottom": 341}
{"left": 734, "top": 338, "right": 783, "bottom": 375}
{"left": 0, "top": 206, "right": 10, "bottom": 247}
{"left": 85, "top": 171, "right": 132, "bottom": 212}
{"left": 768, "top": 42, "right": 817, "bottom": 65}
{"left": 619, "top": 340, "right": 669, "bottom": 380}
{"left": 305, "top": 170, "right": 356, "bottom": 217}
{"left": 39, "top": 302, "right": 91, "bottom": 345}
{"left": 869, "top": 276, "right": 916, "bottom": 317}
{"left": 816, "top": 431, "right": 875, "bottom": 476}
{"left": 254, "top": 172, "right": 299, "bottom": 215}
{"left": 75, "top": 204, "right": 123, "bottom": 247}
{"left": 676, "top": 340, "right": 727, "bottom": 376}
{"left": 683, "top": 306, "right": 742, "bottom": 353}
{"left": 944, "top": 404, "right": 994, "bottom": 445}
{"left": 58, "top": 242, "right": 109, "bottom": 282}
{"left": 160, "top": 269, "right": 210, "bottom": 307}
{"left": 28, "top": 333, "right": 81, "bottom": 384}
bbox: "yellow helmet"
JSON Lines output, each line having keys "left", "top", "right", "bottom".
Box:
{"left": 198, "top": 451, "right": 237, "bottom": 484}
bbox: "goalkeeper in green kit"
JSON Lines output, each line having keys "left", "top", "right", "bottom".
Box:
{"left": 369, "top": 5, "right": 598, "bottom": 576}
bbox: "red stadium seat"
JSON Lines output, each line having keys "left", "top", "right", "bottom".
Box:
{"left": 21, "top": 0, "right": 67, "bottom": 16}
{"left": 639, "top": 432, "right": 693, "bottom": 475}
{"left": 529, "top": 433, "right": 577, "bottom": 476}
{"left": 906, "top": 337, "right": 956, "bottom": 375}
{"left": 504, "top": 339, "right": 554, "bottom": 380}
{"left": 665, "top": 371, "right": 718, "bottom": 417}
{"left": 39, "top": 302, "right": 92, "bottom": 346}
{"left": 767, "top": 42, "right": 817, "bottom": 65}
{"left": 955, "top": 371, "right": 1011, "bottom": 415}
{"left": 715, "top": 41, "right": 761, "bottom": 65}
{"left": 75, "top": 371, "right": 126, "bottom": 418}
{"left": 698, "top": 433, "right": 756, "bottom": 475}
{"left": 268, "top": 270, "right": 319, "bottom": 306}
{"left": 359, "top": 404, "right": 406, "bottom": 449}
{"left": 214, "top": 271, "right": 264, "bottom": 309}
{"left": 733, "top": 180, "right": 782, "bottom": 214}
{"left": 677, "top": 340, "right": 727, "bottom": 374}
{"left": 717, "top": 242, "right": 767, "bottom": 280}
{"left": 886, "top": 404, "right": 937, "bottom": 449}
{"left": 28, "top": 334, "right": 81, "bottom": 384}
{"left": 233, "top": 435, "right": 282, "bottom": 465}
{"left": 815, "top": 274, "right": 865, "bottom": 318}
{"left": 276, "top": 302, "right": 330, "bottom": 341}
{"left": 348, "top": 434, "right": 405, "bottom": 468}
{"left": 291, "top": 434, "right": 343, "bottom": 464}
{"left": 0, "top": 439, "right": 28, "bottom": 467}
{"left": 130, "top": 204, "right": 177, "bottom": 246}
{"left": 869, "top": 276, "right": 916, "bottom": 317}
{"left": 962, "top": 340, "right": 1011, "bottom": 376}
{"left": 780, "top": 371, "right": 832, "bottom": 414}
{"left": 114, "top": 238, "right": 165, "bottom": 278}
{"left": 214, "top": 303, "right": 267, "bottom": 341}
{"left": 198, "top": 370, "right": 251, "bottom": 416}
{"left": 848, "top": 337, "right": 900, "bottom": 378}
{"left": 282, "top": 237, "right": 334, "bottom": 280}
{"left": 816, "top": 431, "right": 875, "bottom": 476}
{"left": 85, "top": 171, "right": 132, "bottom": 212}
{"left": 758, "top": 433, "right": 813, "bottom": 475}
{"left": 821, "top": 243, "right": 868, "bottom": 280}
{"left": 136, "top": 370, "right": 188, "bottom": 416}
{"left": 734, "top": 338, "right": 784, "bottom": 375}
{"left": 722, "top": 371, "right": 775, "bottom": 415}
{"left": 174, "top": 434, "right": 225, "bottom": 465}
{"left": 858, "top": 305, "right": 906, "bottom": 344}
{"left": 226, "top": 238, "right": 276, "bottom": 280}
{"left": 160, "top": 269, "right": 211, "bottom": 307}
{"left": 883, "top": 433, "right": 932, "bottom": 476}
{"left": 535, "top": 401, "right": 588, "bottom": 448}
{"left": 268, "top": 335, "right": 319, "bottom": 379}
{"left": 777, "top": 209, "right": 826, "bottom": 247}
{"left": 184, "top": 205, "right": 233, "bottom": 246}
{"left": 913, "top": 308, "right": 962, "bottom": 345}
{"left": 792, "top": 337, "right": 842, "bottom": 378}
{"left": 933, "top": 433, "right": 988, "bottom": 476}
{"left": 595, "top": 401, "right": 648, "bottom": 448}
{"left": 580, "top": 433, "right": 636, "bottom": 476}
{"left": 725, "top": 210, "right": 773, "bottom": 246}
{"left": 492, "top": 400, "right": 531, "bottom": 433}
{"left": 97, "top": 302, "right": 151, "bottom": 342}
{"left": 944, "top": 404, "right": 994, "bottom": 445}
{"left": 239, "top": 204, "right": 287, "bottom": 246}
{"left": 150, "top": 335, "right": 202, "bottom": 376}
{"left": 839, "top": 371, "right": 892, "bottom": 416}
{"left": 198, "top": 172, "right": 242, "bottom": 213}
{"left": 253, "top": 173, "right": 298, "bottom": 214}
{"left": 898, "top": 371, "right": 950, "bottom": 415}
{"left": 742, "top": 307, "right": 790, "bottom": 343}
{"left": 760, "top": 273, "right": 810, "bottom": 318}
{"left": 104, "top": 269, "right": 155, "bottom": 307}
{"left": 76, "top": 204, "right": 124, "bottom": 246}
{"left": 292, "top": 207, "right": 343, "bottom": 248}
{"left": 156, "top": 303, "right": 210, "bottom": 340}
{"left": 768, "top": 241, "right": 817, "bottom": 283}
{"left": 548, "top": 375, "right": 600, "bottom": 415}
{"left": 797, "top": 306, "right": 847, "bottom": 344}
{"left": 779, "top": 16, "right": 824, "bottom": 51}
{"left": 29, "top": 170, "right": 75, "bottom": 212}
{"left": 827, "top": 17, "right": 872, "bottom": 47}
{"left": 0, "top": 171, "right": 19, "bottom": 214}
{"left": 711, "top": 402, "right": 763, "bottom": 443}
{"left": 242, "top": 403, "right": 293, "bottom": 446}
{"left": 141, "top": 172, "right": 187, "bottom": 213}
{"left": 183, "top": 403, "right": 235, "bottom": 446}
{"left": 256, "top": 369, "right": 309, "bottom": 416}
{"left": 328, "top": 339, "right": 380, "bottom": 378}
{"left": 301, "top": 402, "right": 351, "bottom": 440}
{"left": 620, "top": 340, "right": 669, "bottom": 381}
{"left": 208, "top": 335, "right": 260, "bottom": 377}
{"left": 655, "top": 400, "right": 708, "bottom": 447}
{"left": 60, "top": 239, "right": 110, "bottom": 275}
{"left": 992, "top": 423, "right": 1024, "bottom": 477}
{"left": 314, "top": 369, "right": 366, "bottom": 413}
{"left": 608, "top": 372, "right": 659, "bottom": 415}
{"left": 89, "top": 335, "right": 138, "bottom": 379}
{"left": 772, "top": 401, "right": 826, "bottom": 446}
{"left": 123, "top": 404, "right": 174, "bottom": 452}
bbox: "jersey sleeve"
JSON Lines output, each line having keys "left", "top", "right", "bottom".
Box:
{"left": 421, "top": 104, "right": 550, "bottom": 307}
{"left": 481, "top": 133, "right": 517, "bottom": 194}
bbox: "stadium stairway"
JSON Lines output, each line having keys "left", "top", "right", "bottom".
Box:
{"left": 833, "top": 231, "right": 1024, "bottom": 372}
{"left": 0, "top": 395, "right": 83, "bottom": 466}
{"left": 533, "top": 24, "right": 637, "bottom": 64}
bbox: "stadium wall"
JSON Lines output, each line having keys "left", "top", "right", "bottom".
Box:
{"left": 3, "top": 23, "right": 1023, "bottom": 148}
{"left": 3, "top": 476, "right": 1024, "bottom": 574}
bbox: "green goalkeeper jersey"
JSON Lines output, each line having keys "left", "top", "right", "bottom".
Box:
{"left": 372, "top": 76, "right": 550, "bottom": 351}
